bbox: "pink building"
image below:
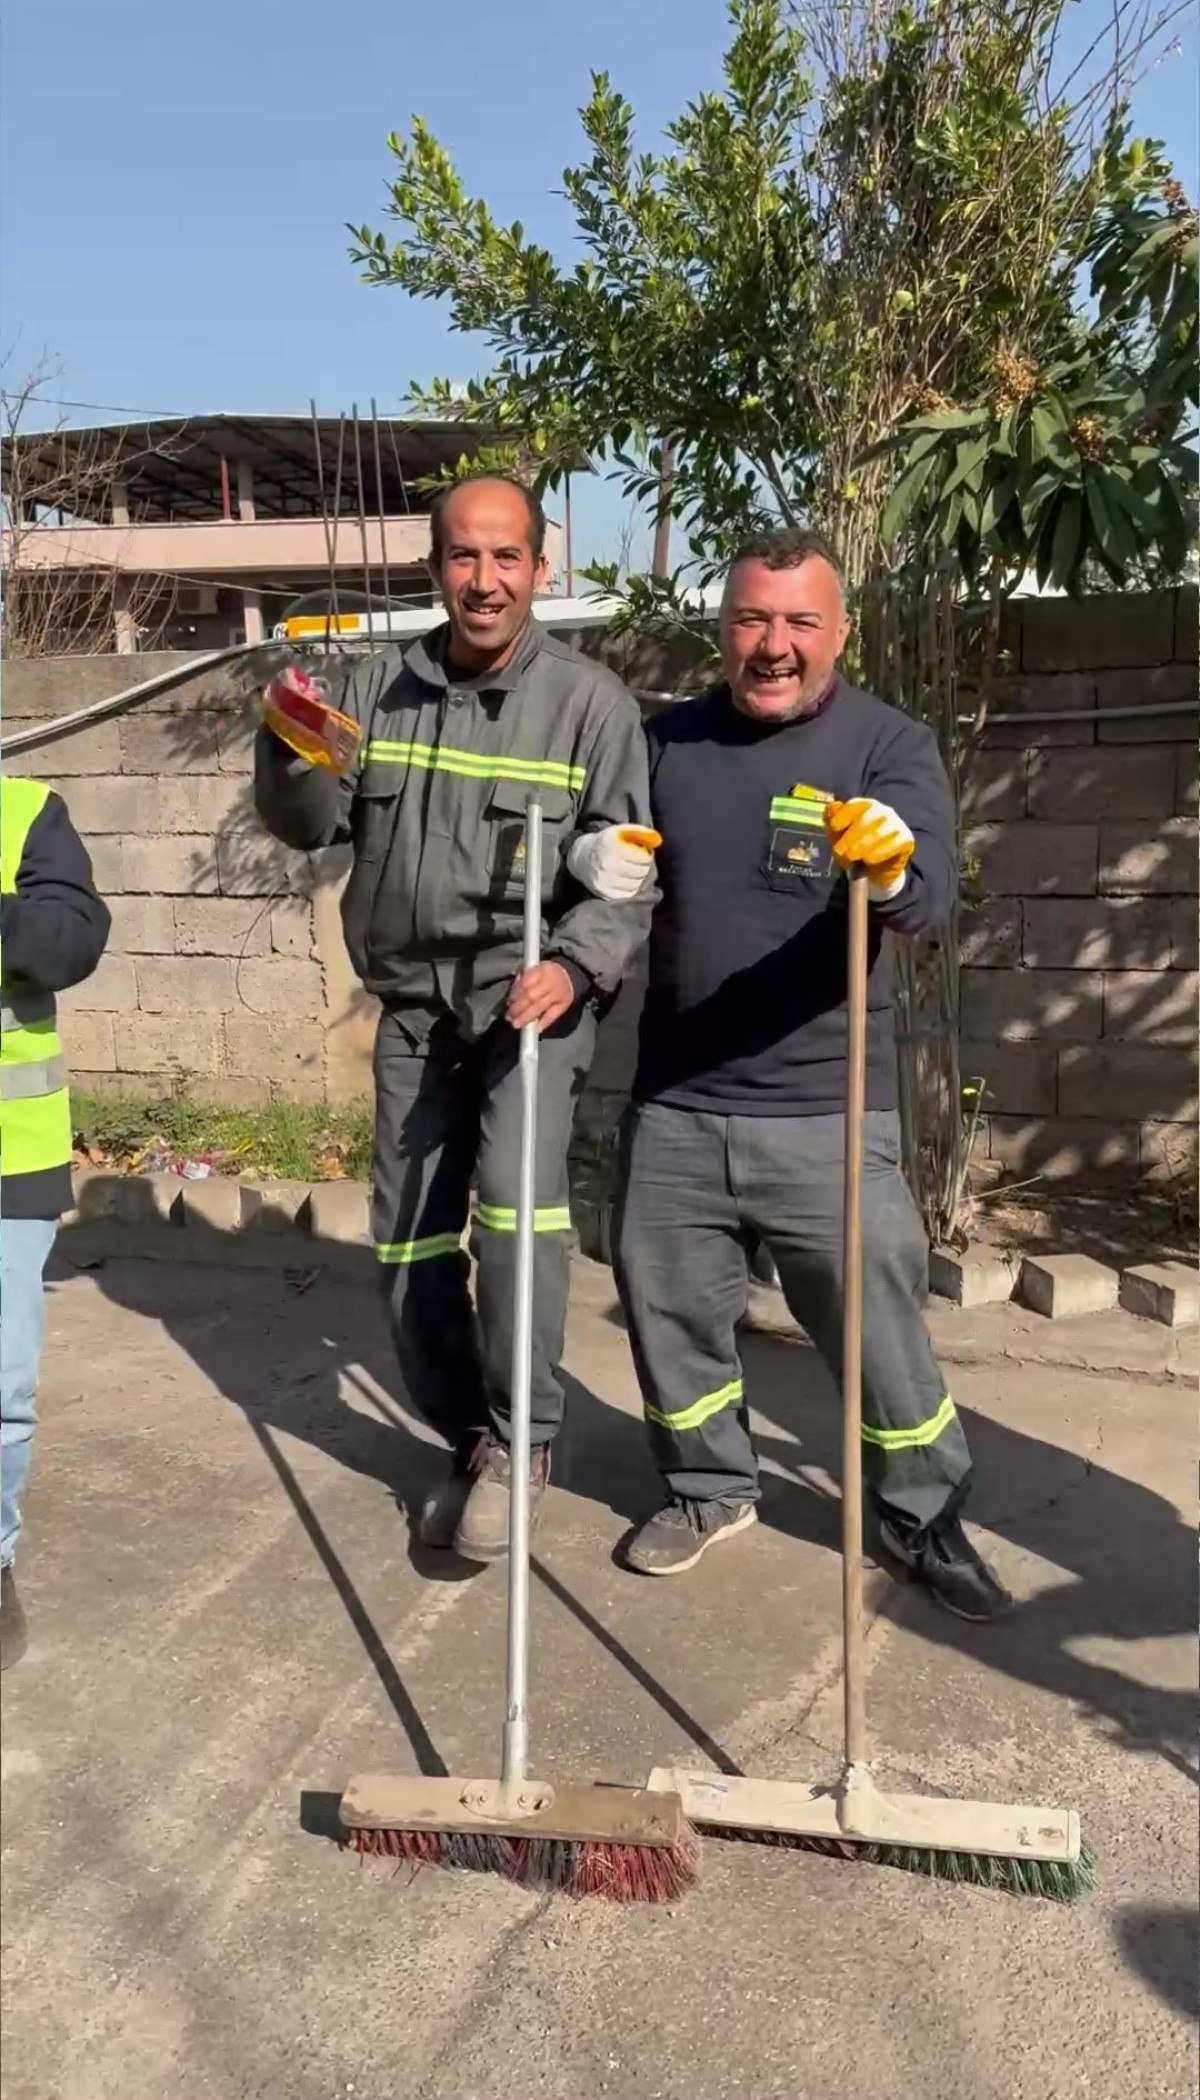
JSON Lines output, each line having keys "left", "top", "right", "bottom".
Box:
{"left": 1, "top": 411, "right": 563, "bottom": 653}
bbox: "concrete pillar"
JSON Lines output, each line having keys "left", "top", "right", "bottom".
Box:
{"left": 243, "top": 589, "right": 264, "bottom": 645}
{"left": 113, "top": 578, "right": 137, "bottom": 654}
{"left": 111, "top": 480, "right": 130, "bottom": 526}
{"left": 236, "top": 459, "right": 255, "bottom": 522}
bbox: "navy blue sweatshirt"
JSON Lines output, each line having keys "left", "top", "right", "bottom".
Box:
{"left": 634, "top": 680, "right": 956, "bottom": 1116}
{"left": 1, "top": 790, "right": 111, "bottom": 1217}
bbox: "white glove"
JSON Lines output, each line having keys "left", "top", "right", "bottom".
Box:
{"left": 566, "top": 825, "right": 658, "bottom": 902}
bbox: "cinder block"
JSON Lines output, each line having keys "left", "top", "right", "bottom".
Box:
{"left": 242, "top": 1179, "right": 312, "bottom": 1232}
{"left": 1119, "top": 1261, "right": 1200, "bottom": 1327}
{"left": 120, "top": 714, "right": 221, "bottom": 773}
{"left": 1139, "top": 1120, "right": 1198, "bottom": 1180}
{"left": 1096, "top": 663, "right": 1198, "bottom": 743}
{"left": 1102, "top": 971, "right": 1198, "bottom": 1043}
{"left": 1019, "top": 591, "right": 1174, "bottom": 672}
{"left": 173, "top": 898, "right": 272, "bottom": 957}
{"left": 1175, "top": 745, "right": 1198, "bottom": 816}
{"left": 158, "top": 775, "right": 249, "bottom": 834}
{"left": 136, "top": 956, "right": 238, "bottom": 1014}
{"left": 959, "top": 752, "right": 1028, "bottom": 820}
{"left": 1168, "top": 895, "right": 1197, "bottom": 965}
{"left": 1019, "top": 1252, "right": 1120, "bottom": 1318}
{"left": 72, "top": 1168, "right": 122, "bottom": 1219}
{"left": 115, "top": 1015, "right": 222, "bottom": 1077}
{"left": 1098, "top": 818, "right": 1197, "bottom": 895}
{"left": 234, "top": 958, "right": 323, "bottom": 1017}
{"left": 59, "top": 1010, "right": 116, "bottom": 1072}
{"left": 109, "top": 895, "right": 176, "bottom": 954}
{"left": 975, "top": 674, "right": 1096, "bottom": 748}
{"left": 216, "top": 715, "right": 256, "bottom": 773}
{"left": 1028, "top": 745, "right": 1177, "bottom": 821}
{"left": 959, "top": 1039, "right": 1057, "bottom": 1116}
{"left": 123, "top": 835, "right": 219, "bottom": 895}
{"left": 60, "top": 954, "right": 138, "bottom": 1014}
{"left": 306, "top": 1181, "right": 370, "bottom": 1244}
{"left": 223, "top": 1015, "right": 324, "bottom": 1090}
{"left": 51, "top": 775, "right": 161, "bottom": 834}
{"left": 928, "top": 1243, "right": 1017, "bottom": 1307}
{"left": 972, "top": 821, "right": 1098, "bottom": 897}
{"left": 960, "top": 968, "right": 1102, "bottom": 1045}
{"left": 5, "top": 722, "right": 121, "bottom": 776}
{"left": 80, "top": 836, "right": 125, "bottom": 894}
{"left": 1057, "top": 1043, "right": 1199, "bottom": 1124}
{"left": 178, "top": 1176, "right": 244, "bottom": 1233}
{"left": 216, "top": 834, "right": 311, "bottom": 899}
{"left": 1022, "top": 896, "right": 1177, "bottom": 970}
{"left": 987, "top": 1114, "right": 1139, "bottom": 1179}
{"left": 270, "top": 900, "right": 314, "bottom": 958}
{"left": 959, "top": 899, "right": 1021, "bottom": 967}
{"left": 115, "top": 1173, "right": 185, "bottom": 1226}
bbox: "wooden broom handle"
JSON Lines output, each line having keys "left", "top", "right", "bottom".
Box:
{"left": 842, "top": 868, "right": 869, "bottom": 1769}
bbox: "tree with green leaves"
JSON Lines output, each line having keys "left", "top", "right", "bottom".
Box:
{"left": 351, "top": 0, "right": 1194, "bottom": 614}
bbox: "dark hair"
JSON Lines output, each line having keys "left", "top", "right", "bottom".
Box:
{"left": 727, "top": 524, "right": 844, "bottom": 589}
{"left": 428, "top": 473, "right": 547, "bottom": 564}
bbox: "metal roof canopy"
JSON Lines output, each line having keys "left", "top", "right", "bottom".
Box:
{"left": 1, "top": 411, "right": 504, "bottom": 525}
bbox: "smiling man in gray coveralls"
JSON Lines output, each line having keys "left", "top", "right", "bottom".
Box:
{"left": 255, "top": 475, "right": 655, "bottom": 1562}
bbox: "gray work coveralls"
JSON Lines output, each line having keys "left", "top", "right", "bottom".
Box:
{"left": 255, "top": 622, "right": 655, "bottom": 1452}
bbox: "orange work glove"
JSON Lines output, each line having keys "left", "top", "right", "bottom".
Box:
{"left": 824, "top": 797, "right": 915, "bottom": 902}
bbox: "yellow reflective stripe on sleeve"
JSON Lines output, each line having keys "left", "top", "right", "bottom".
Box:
{"left": 861, "top": 1394, "right": 958, "bottom": 1452}
{"left": 364, "top": 740, "right": 585, "bottom": 793}
{"left": 375, "top": 1232, "right": 464, "bottom": 1265}
{"left": 475, "top": 1203, "right": 573, "bottom": 1234}
{"left": 643, "top": 1377, "right": 744, "bottom": 1435}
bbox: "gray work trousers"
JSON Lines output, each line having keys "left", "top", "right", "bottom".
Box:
{"left": 371, "top": 1006, "right": 596, "bottom": 1450}
{"left": 615, "top": 1102, "right": 971, "bottom": 1529}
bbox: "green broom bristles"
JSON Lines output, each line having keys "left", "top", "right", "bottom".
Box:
{"left": 707, "top": 1827, "right": 1096, "bottom": 1903}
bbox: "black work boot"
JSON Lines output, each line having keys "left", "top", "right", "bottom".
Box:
{"left": 1, "top": 1565, "right": 29, "bottom": 1672}
{"left": 877, "top": 1506, "right": 1014, "bottom": 1622}
{"left": 415, "top": 1437, "right": 483, "bottom": 1551}
{"left": 453, "top": 1434, "right": 549, "bottom": 1564}
{"left": 624, "top": 1497, "right": 757, "bottom": 1577}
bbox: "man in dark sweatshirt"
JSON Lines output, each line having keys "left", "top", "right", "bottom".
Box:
{"left": 614, "top": 526, "right": 1012, "bottom": 1621}
{"left": 1, "top": 775, "right": 111, "bottom": 1667}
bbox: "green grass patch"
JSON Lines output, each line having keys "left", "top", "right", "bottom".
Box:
{"left": 72, "top": 1089, "right": 373, "bottom": 1183}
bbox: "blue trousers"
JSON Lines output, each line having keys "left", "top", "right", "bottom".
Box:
{"left": 1, "top": 1216, "right": 57, "bottom": 1568}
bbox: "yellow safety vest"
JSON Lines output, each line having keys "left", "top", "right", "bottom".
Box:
{"left": 1, "top": 777, "right": 73, "bottom": 1182}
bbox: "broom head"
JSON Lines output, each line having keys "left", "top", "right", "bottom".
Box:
{"left": 340, "top": 1774, "right": 700, "bottom": 1903}
{"left": 647, "top": 1764, "right": 1091, "bottom": 1903}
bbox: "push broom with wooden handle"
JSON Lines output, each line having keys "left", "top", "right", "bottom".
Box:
{"left": 648, "top": 865, "right": 1092, "bottom": 1901}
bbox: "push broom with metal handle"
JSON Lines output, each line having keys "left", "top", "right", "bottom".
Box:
{"left": 648, "top": 865, "right": 1092, "bottom": 1901}
{"left": 340, "top": 791, "right": 699, "bottom": 1901}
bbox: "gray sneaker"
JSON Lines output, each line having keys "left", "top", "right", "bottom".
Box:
{"left": 1, "top": 1565, "right": 28, "bottom": 1672}
{"left": 453, "top": 1435, "right": 549, "bottom": 1564}
{"left": 624, "top": 1498, "right": 757, "bottom": 1577}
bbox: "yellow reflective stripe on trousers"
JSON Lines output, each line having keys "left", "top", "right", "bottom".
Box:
{"left": 475, "top": 1203, "right": 573, "bottom": 1234}
{"left": 363, "top": 740, "right": 585, "bottom": 793}
{"left": 861, "top": 1394, "right": 958, "bottom": 1452}
{"left": 375, "top": 1232, "right": 464, "bottom": 1265}
{"left": 643, "top": 1377, "right": 744, "bottom": 1435}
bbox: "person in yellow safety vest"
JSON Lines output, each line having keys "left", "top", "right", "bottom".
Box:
{"left": 1, "top": 775, "right": 110, "bottom": 1669}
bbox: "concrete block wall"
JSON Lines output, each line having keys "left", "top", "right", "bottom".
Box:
{"left": 958, "top": 585, "right": 1197, "bottom": 1181}
{"left": 3, "top": 588, "right": 1195, "bottom": 1186}
{"left": 3, "top": 652, "right": 375, "bottom": 1104}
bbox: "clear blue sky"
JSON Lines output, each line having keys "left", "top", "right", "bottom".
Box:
{"left": 1, "top": 0, "right": 1195, "bottom": 567}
